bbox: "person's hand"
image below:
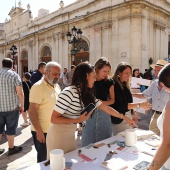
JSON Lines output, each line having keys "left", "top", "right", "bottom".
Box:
{"left": 19, "top": 106, "right": 24, "bottom": 113}
{"left": 132, "top": 114, "right": 138, "bottom": 122}
{"left": 140, "top": 101, "right": 152, "bottom": 110}
{"left": 126, "top": 118, "right": 138, "bottom": 128}
{"left": 78, "top": 110, "right": 93, "bottom": 122}
{"left": 36, "top": 130, "right": 45, "bottom": 143}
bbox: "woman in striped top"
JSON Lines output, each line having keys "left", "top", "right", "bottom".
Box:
{"left": 46, "top": 62, "right": 137, "bottom": 159}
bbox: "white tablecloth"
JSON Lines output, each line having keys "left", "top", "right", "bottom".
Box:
{"left": 24, "top": 133, "right": 157, "bottom": 170}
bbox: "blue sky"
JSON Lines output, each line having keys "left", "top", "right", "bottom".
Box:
{"left": 0, "top": 0, "right": 76, "bottom": 23}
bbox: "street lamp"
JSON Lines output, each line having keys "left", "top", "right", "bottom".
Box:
{"left": 66, "top": 26, "right": 83, "bottom": 64}
{"left": 10, "top": 44, "right": 18, "bottom": 71}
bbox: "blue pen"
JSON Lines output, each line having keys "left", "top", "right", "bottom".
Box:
{"left": 151, "top": 148, "right": 157, "bottom": 150}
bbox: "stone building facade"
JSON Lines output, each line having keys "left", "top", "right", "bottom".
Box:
{"left": 0, "top": 0, "right": 170, "bottom": 76}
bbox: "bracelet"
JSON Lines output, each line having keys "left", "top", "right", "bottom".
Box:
{"left": 120, "top": 114, "right": 123, "bottom": 119}
{"left": 137, "top": 103, "right": 140, "bottom": 109}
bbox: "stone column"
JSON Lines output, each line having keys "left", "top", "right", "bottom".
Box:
{"left": 33, "top": 35, "right": 39, "bottom": 70}
{"left": 141, "top": 15, "right": 148, "bottom": 72}
{"left": 28, "top": 40, "right": 34, "bottom": 71}
{"left": 130, "top": 4, "right": 142, "bottom": 69}
{"left": 0, "top": 49, "right": 4, "bottom": 68}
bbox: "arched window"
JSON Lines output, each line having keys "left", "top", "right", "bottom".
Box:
{"left": 21, "top": 50, "right": 28, "bottom": 59}
{"left": 21, "top": 50, "right": 28, "bottom": 73}
{"left": 41, "top": 46, "right": 52, "bottom": 63}
{"left": 74, "top": 38, "right": 89, "bottom": 65}
{"left": 76, "top": 38, "right": 89, "bottom": 51}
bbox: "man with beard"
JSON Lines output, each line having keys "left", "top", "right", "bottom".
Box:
{"left": 28, "top": 61, "right": 61, "bottom": 162}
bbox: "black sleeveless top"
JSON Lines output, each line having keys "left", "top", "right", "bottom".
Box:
{"left": 110, "top": 81, "right": 133, "bottom": 124}
{"left": 94, "top": 78, "right": 114, "bottom": 101}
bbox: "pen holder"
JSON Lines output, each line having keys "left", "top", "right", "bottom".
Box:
{"left": 125, "top": 129, "right": 137, "bottom": 147}
{"left": 50, "top": 149, "right": 65, "bottom": 170}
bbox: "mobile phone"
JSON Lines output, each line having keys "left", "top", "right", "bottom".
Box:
{"left": 133, "top": 161, "right": 150, "bottom": 170}
{"left": 80, "top": 103, "right": 96, "bottom": 116}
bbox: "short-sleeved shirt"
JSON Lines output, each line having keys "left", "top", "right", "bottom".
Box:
{"left": 94, "top": 78, "right": 114, "bottom": 101}
{"left": 142, "top": 79, "right": 170, "bottom": 112}
{"left": 0, "top": 68, "right": 22, "bottom": 112}
{"left": 29, "top": 77, "right": 61, "bottom": 133}
{"left": 30, "top": 70, "right": 43, "bottom": 85}
{"left": 54, "top": 85, "right": 102, "bottom": 119}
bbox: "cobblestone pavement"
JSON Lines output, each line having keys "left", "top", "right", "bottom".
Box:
{"left": 0, "top": 110, "right": 153, "bottom": 170}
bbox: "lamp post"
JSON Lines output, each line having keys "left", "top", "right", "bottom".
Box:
{"left": 66, "top": 26, "right": 83, "bottom": 65}
{"left": 10, "top": 44, "right": 18, "bottom": 72}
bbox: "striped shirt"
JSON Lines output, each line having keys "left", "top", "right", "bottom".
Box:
{"left": 142, "top": 79, "right": 170, "bottom": 112}
{"left": 54, "top": 85, "right": 102, "bottom": 119}
{"left": 0, "top": 68, "right": 22, "bottom": 112}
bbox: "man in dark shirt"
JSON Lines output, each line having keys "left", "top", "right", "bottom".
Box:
{"left": 30, "top": 62, "right": 46, "bottom": 85}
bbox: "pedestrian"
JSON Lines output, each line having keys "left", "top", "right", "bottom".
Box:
{"left": 131, "top": 68, "right": 142, "bottom": 92}
{"left": 110, "top": 62, "right": 151, "bottom": 135}
{"left": 143, "top": 68, "right": 152, "bottom": 80}
{"left": 67, "top": 65, "right": 75, "bottom": 85}
{"left": 132, "top": 59, "right": 169, "bottom": 135}
{"left": 82, "top": 57, "right": 114, "bottom": 147}
{"left": 58, "top": 67, "right": 68, "bottom": 90}
{"left": 0, "top": 58, "right": 24, "bottom": 155}
{"left": 30, "top": 62, "right": 46, "bottom": 85}
{"left": 28, "top": 61, "right": 61, "bottom": 162}
{"left": 46, "top": 62, "right": 137, "bottom": 159}
{"left": 20, "top": 72, "right": 32, "bottom": 127}
{"left": 148, "top": 63, "right": 170, "bottom": 170}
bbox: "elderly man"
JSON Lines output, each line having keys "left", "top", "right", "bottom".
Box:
{"left": 132, "top": 59, "right": 169, "bottom": 135}
{"left": 28, "top": 61, "right": 61, "bottom": 162}
{"left": 0, "top": 58, "right": 24, "bottom": 155}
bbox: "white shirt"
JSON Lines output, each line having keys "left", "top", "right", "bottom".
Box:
{"left": 142, "top": 79, "right": 170, "bottom": 112}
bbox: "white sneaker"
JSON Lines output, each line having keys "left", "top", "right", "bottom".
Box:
{"left": 20, "top": 122, "right": 30, "bottom": 127}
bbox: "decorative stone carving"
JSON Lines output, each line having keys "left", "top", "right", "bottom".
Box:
{"left": 52, "top": 34, "right": 57, "bottom": 41}
{"left": 27, "top": 4, "right": 30, "bottom": 10}
{"left": 60, "top": 33, "right": 65, "bottom": 39}
{"left": 18, "top": 2, "right": 21, "bottom": 8}
{"left": 28, "top": 40, "right": 34, "bottom": 47}
{"left": 131, "top": 4, "right": 142, "bottom": 14}
{"left": 154, "top": 21, "right": 166, "bottom": 30}
{"left": 0, "top": 49, "right": 4, "bottom": 53}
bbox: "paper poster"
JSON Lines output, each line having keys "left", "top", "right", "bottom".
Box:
{"left": 131, "top": 77, "right": 151, "bottom": 86}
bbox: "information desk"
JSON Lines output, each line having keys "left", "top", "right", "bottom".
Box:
{"left": 24, "top": 132, "right": 158, "bottom": 170}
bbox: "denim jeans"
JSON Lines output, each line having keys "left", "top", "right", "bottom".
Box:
{"left": 82, "top": 109, "right": 113, "bottom": 147}
{"left": 31, "top": 131, "right": 47, "bottom": 163}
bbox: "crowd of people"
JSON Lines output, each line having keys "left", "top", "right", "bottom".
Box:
{"left": 0, "top": 57, "right": 170, "bottom": 170}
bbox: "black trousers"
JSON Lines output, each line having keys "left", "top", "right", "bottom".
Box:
{"left": 31, "top": 131, "right": 47, "bottom": 163}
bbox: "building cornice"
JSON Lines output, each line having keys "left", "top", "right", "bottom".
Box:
{"left": 1, "top": 0, "right": 170, "bottom": 47}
